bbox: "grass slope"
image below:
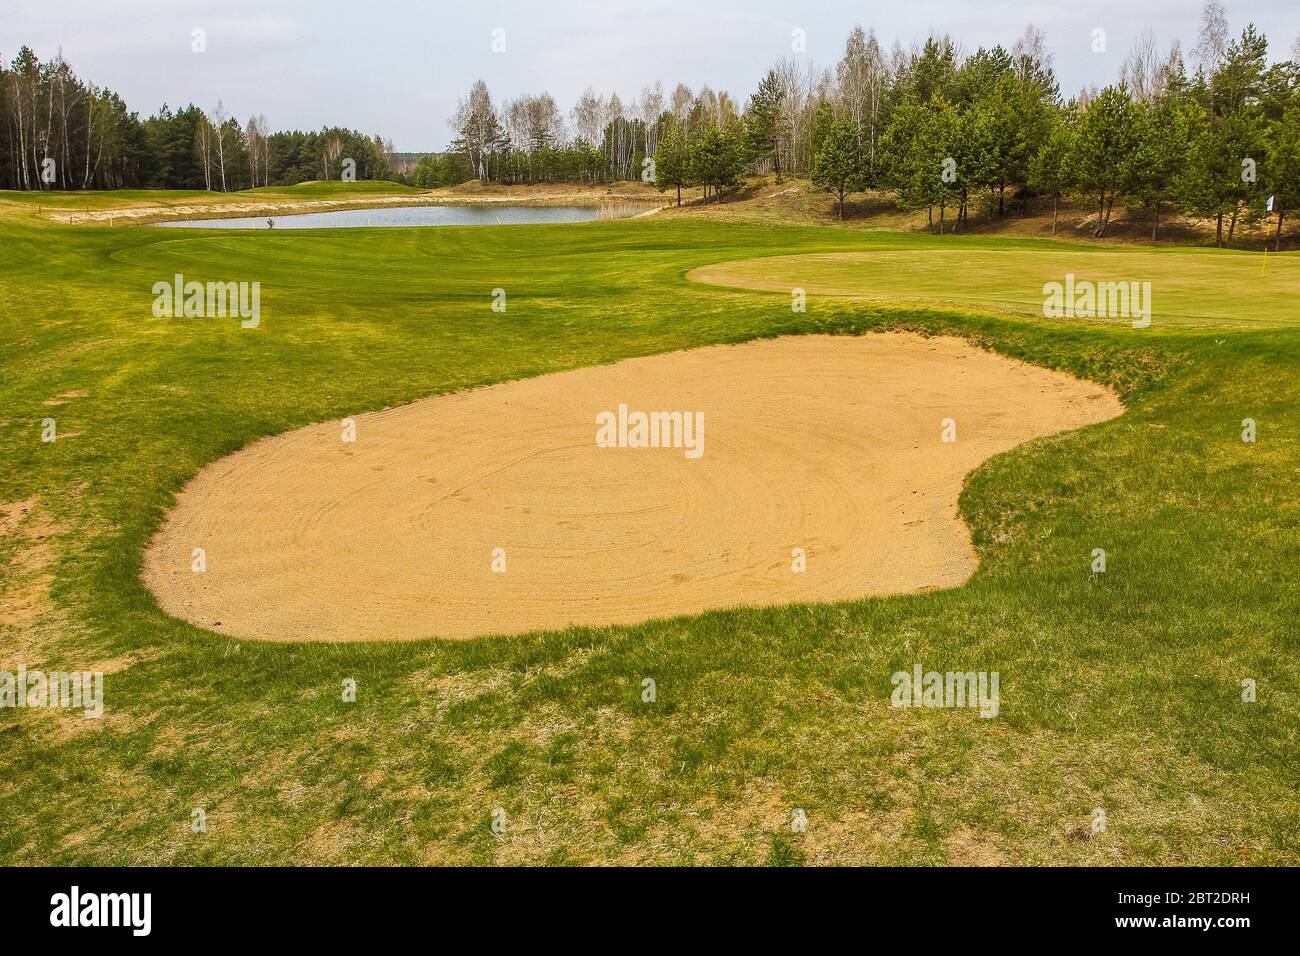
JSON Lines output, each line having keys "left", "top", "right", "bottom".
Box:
{"left": 664, "top": 176, "right": 1294, "bottom": 250}
{"left": 0, "top": 204, "right": 1297, "bottom": 865}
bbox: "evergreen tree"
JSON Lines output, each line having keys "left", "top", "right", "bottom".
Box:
{"left": 1029, "top": 117, "right": 1073, "bottom": 236}
{"left": 1263, "top": 107, "right": 1300, "bottom": 249}
{"left": 1130, "top": 96, "right": 1194, "bottom": 239}
{"left": 1180, "top": 105, "right": 1265, "bottom": 245}
{"left": 746, "top": 69, "right": 785, "bottom": 181}
{"left": 689, "top": 122, "right": 748, "bottom": 202}
{"left": 812, "top": 117, "right": 864, "bottom": 219}
{"left": 1064, "top": 86, "right": 1143, "bottom": 237}
{"left": 653, "top": 118, "right": 691, "bottom": 205}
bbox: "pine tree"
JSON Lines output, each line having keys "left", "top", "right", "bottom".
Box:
{"left": 746, "top": 69, "right": 785, "bottom": 181}
{"left": 653, "top": 119, "right": 691, "bottom": 205}
{"left": 1029, "top": 118, "right": 1073, "bottom": 236}
{"left": 1130, "top": 97, "right": 1194, "bottom": 239}
{"left": 1262, "top": 108, "right": 1300, "bottom": 248}
{"left": 1180, "top": 105, "right": 1265, "bottom": 245}
{"left": 1064, "top": 86, "right": 1143, "bottom": 237}
{"left": 812, "top": 118, "right": 864, "bottom": 219}
{"left": 690, "top": 122, "right": 747, "bottom": 202}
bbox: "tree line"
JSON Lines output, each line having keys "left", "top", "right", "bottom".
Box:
{"left": 807, "top": 9, "right": 1300, "bottom": 246}
{"left": 443, "top": 2, "right": 1298, "bottom": 244}
{"left": 1, "top": 46, "right": 395, "bottom": 190}
{"left": 7, "top": 1, "right": 1298, "bottom": 246}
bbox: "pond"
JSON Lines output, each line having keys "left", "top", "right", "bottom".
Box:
{"left": 155, "top": 204, "right": 650, "bottom": 229}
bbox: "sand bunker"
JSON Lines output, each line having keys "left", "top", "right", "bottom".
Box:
{"left": 142, "top": 334, "right": 1122, "bottom": 641}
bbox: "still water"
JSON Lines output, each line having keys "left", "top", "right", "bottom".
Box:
{"left": 156, "top": 204, "right": 648, "bottom": 229}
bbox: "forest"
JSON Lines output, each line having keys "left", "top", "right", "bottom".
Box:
{"left": 3, "top": 1, "right": 1298, "bottom": 244}
{"left": 0, "top": 45, "right": 393, "bottom": 192}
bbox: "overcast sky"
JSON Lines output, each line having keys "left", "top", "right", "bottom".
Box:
{"left": 4, "top": 1, "right": 1297, "bottom": 149}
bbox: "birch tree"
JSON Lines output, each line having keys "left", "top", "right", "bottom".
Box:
{"left": 209, "top": 101, "right": 229, "bottom": 190}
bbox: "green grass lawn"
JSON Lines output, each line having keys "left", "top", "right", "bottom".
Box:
{"left": 1, "top": 202, "right": 1297, "bottom": 865}
{"left": 689, "top": 245, "right": 1300, "bottom": 330}
{"left": 0, "top": 188, "right": 220, "bottom": 210}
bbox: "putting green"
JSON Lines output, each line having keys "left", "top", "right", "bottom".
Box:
{"left": 687, "top": 248, "right": 1300, "bottom": 331}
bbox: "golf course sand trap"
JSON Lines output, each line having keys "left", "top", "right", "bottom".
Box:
{"left": 142, "top": 334, "right": 1123, "bottom": 641}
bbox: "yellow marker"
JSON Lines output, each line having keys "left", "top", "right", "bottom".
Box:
{"left": 1261, "top": 248, "right": 1268, "bottom": 276}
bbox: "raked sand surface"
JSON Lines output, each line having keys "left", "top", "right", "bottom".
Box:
{"left": 142, "top": 333, "right": 1123, "bottom": 641}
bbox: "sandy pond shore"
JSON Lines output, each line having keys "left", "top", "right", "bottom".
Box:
{"left": 49, "top": 183, "right": 669, "bottom": 225}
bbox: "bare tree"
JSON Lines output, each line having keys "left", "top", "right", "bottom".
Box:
{"left": 501, "top": 95, "right": 554, "bottom": 151}
{"left": 244, "top": 117, "right": 258, "bottom": 187}
{"left": 500, "top": 92, "right": 566, "bottom": 181}
{"left": 695, "top": 85, "right": 719, "bottom": 125}
{"left": 500, "top": 97, "right": 525, "bottom": 151}
{"left": 1193, "top": 0, "right": 1230, "bottom": 76}
{"left": 636, "top": 81, "right": 665, "bottom": 156}
{"left": 526, "top": 94, "right": 565, "bottom": 148}
{"left": 669, "top": 82, "right": 693, "bottom": 127}
{"left": 376, "top": 134, "right": 396, "bottom": 177}
{"left": 1011, "top": 24, "right": 1051, "bottom": 77}
{"left": 79, "top": 86, "right": 121, "bottom": 189}
{"left": 836, "top": 26, "right": 889, "bottom": 168}
{"left": 35, "top": 54, "right": 53, "bottom": 190}
{"left": 80, "top": 83, "right": 99, "bottom": 189}
{"left": 257, "top": 114, "right": 272, "bottom": 186}
{"left": 7, "top": 54, "right": 34, "bottom": 189}
{"left": 1121, "top": 30, "right": 1162, "bottom": 102}
{"left": 837, "top": 27, "right": 870, "bottom": 141}
{"left": 605, "top": 92, "right": 630, "bottom": 178}
{"left": 774, "top": 58, "right": 824, "bottom": 177}
{"left": 195, "top": 110, "right": 213, "bottom": 189}
{"left": 321, "top": 134, "right": 343, "bottom": 180}
{"left": 52, "top": 52, "right": 80, "bottom": 189}
{"left": 570, "top": 86, "right": 604, "bottom": 145}
{"left": 208, "top": 101, "right": 229, "bottom": 191}
{"left": 450, "top": 79, "right": 507, "bottom": 180}
{"left": 244, "top": 114, "right": 270, "bottom": 187}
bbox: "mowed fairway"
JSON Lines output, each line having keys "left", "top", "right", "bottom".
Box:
{"left": 1, "top": 196, "right": 1298, "bottom": 865}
